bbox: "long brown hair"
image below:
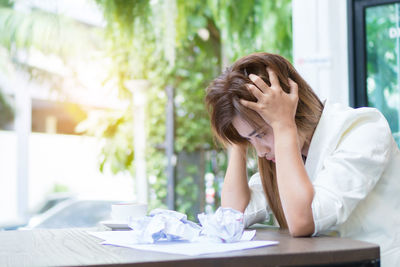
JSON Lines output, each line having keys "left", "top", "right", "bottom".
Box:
{"left": 205, "top": 52, "right": 323, "bottom": 228}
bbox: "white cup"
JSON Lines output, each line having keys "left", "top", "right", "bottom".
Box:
{"left": 111, "top": 202, "right": 148, "bottom": 222}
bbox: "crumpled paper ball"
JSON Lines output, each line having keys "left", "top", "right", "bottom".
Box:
{"left": 127, "top": 207, "right": 245, "bottom": 244}
{"left": 128, "top": 209, "right": 201, "bottom": 243}
{"left": 198, "top": 207, "right": 244, "bottom": 243}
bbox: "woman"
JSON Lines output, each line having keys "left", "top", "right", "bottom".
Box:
{"left": 205, "top": 52, "right": 400, "bottom": 266}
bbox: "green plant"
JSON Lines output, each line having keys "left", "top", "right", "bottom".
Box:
{"left": 0, "top": 89, "right": 14, "bottom": 128}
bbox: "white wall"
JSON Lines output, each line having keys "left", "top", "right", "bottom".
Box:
{"left": 0, "top": 131, "right": 18, "bottom": 224}
{"left": 293, "top": 0, "right": 349, "bottom": 106}
{"left": 0, "top": 131, "right": 135, "bottom": 226}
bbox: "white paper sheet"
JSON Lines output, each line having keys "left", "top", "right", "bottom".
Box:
{"left": 88, "top": 230, "right": 278, "bottom": 256}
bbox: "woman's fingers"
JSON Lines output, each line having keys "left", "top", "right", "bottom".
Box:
{"left": 240, "top": 73, "right": 299, "bottom": 128}
{"left": 249, "top": 74, "right": 269, "bottom": 93}
{"left": 267, "top": 67, "right": 279, "bottom": 89}
{"left": 246, "top": 83, "right": 265, "bottom": 100}
{"left": 239, "top": 99, "right": 258, "bottom": 111}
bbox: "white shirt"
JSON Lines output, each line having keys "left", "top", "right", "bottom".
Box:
{"left": 243, "top": 101, "right": 400, "bottom": 266}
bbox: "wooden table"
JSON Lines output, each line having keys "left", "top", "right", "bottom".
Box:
{"left": 0, "top": 227, "right": 380, "bottom": 267}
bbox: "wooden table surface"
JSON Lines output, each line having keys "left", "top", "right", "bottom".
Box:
{"left": 0, "top": 226, "right": 380, "bottom": 267}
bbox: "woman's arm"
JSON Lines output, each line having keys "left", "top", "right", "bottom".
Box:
{"left": 240, "top": 69, "right": 314, "bottom": 236}
{"left": 221, "top": 144, "right": 250, "bottom": 212}
{"left": 273, "top": 123, "right": 314, "bottom": 237}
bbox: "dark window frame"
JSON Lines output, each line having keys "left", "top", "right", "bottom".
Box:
{"left": 347, "top": 0, "right": 400, "bottom": 107}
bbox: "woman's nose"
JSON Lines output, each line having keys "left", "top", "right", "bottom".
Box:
{"left": 253, "top": 140, "right": 269, "bottom": 157}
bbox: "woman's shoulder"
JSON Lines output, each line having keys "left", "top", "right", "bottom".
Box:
{"left": 324, "top": 101, "right": 387, "bottom": 123}
{"left": 321, "top": 100, "right": 393, "bottom": 151}
{"left": 323, "top": 101, "right": 390, "bottom": 135}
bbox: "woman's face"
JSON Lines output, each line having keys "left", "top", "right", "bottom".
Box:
{"left": 232, "top": 116, "right": 309, "bottom": 162}
{"left": 232, "top": 116, "right": 276, "bottom": 162}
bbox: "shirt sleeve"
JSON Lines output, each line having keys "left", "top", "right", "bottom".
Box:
{"left": 243, "top": 172, "right": 270, "bottom": 228}
{"left": 311, "top": 109, "right": 392, "bottom": 236}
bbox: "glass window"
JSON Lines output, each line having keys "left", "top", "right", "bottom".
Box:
{"left": 366, "top": 3, "right": 400, "bottom": 146}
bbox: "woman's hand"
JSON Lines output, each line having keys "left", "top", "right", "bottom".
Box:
{"left": 221, "top": 142, "right": 250, "bottom": 212}
{"left": 240, "top": 68, "right": 299, "bottom": 130}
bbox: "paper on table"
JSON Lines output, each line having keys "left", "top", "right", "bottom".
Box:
{"left": 105, "top": 239, "right": 278, "bottom": 256}
{"left": 88, "top": 230, "right": 278, "bottom": 256}
{"left": 89, "top": 231, "right": 138, "bottom": 244}
{"left": 241, "top": 230, "right": 256, "bottom": 241}
{"left": 88, "top": 229, "right": 255, "bottom": 243}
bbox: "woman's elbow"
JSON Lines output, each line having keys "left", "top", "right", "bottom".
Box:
{"left": 288, "top": 219, "right": 315, "bottom": 237}
{"left": 221, "top": 192, "right": 250, "bottom": 213}
{"left": 289, "top": 227, "right": 313, "bottom": 237}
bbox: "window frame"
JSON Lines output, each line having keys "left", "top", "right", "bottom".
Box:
{"left": 347, "top": 0, "right": 400, "bottom": 107}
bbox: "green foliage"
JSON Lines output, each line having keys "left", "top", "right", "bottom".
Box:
{"left": 93, "top": 0, "right": 292, "bottom": 219}
{"left": 366, "top": 4, "right": 400, "bottom": 144}
{"left": 175, "top": 167, "right": 199, "bottom": 221}
{"left": 0, "top": 89, "right": 14, "bottom": 128}
{"left": 0, "top": 1, "right": 107, "bottom": 112}
{"left": 0, "top": 0, "right": 12, "bottom": 8}
{"left": 76, "top": 109, "right": 135, "bottom": 175}
{"left": 208, "top": 0, "right": 292, "bottom": 61}
{"left": 52, "top": 183, "right": 69, "bottom": 193}
{"left": 0, "top": 6, "right": 102, "bottom": 60}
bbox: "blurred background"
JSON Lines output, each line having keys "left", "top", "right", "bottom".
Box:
{"left": 1, "top": 0, "right": 399, "bottom": 229}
